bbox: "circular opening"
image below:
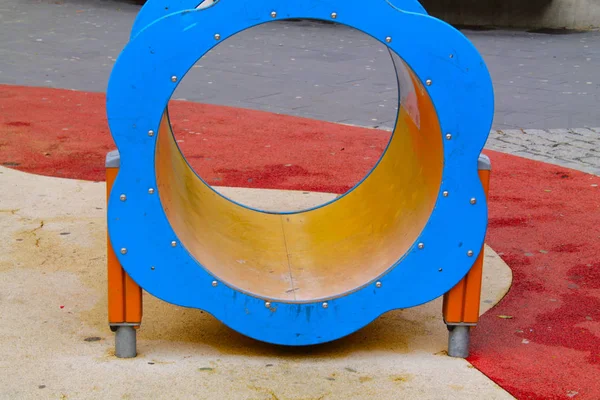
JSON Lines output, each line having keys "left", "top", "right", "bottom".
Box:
{"left": 167, "top": 21, "right": 398, "bottom": 213}
{"left": 156, "top": 20, "right": 444, "bottom": 302}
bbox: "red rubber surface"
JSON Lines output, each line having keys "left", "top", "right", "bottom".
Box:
{"left": 469, "top": 153, "right": 600, "bottom": 400}
{"left": 0, "top": 85, "right": 388, "bottom": 193}
{"left": 1, "top": 84, "right": 599, "bottom": 399}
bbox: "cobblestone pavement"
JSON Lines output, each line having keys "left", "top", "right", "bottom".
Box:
{"left": 0, "top": 0, "right": 598, "bottom": 174}
{"left": 485, "top": 128, "right": 600, "bottom": 175}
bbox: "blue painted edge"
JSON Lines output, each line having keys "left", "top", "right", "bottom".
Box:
{"left": 107, "top": 0, "right": 494, "bottom": 346}
{"left": 130, "top": 0, "right": 428, "bottom": 39}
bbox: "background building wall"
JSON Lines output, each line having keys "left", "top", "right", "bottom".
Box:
{"left": 419, "top": 0, "right": 600, "bottom": 29}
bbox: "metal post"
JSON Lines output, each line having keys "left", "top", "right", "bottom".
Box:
{"left": 115, "top": 326, "right": 137, "bottom": 358}
{"left": 447, "top": 325, "right": 470, "bottom": 358}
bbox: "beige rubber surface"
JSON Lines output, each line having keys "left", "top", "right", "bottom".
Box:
{"left": 0, "top": 166, "right": 513, "bottom": 400}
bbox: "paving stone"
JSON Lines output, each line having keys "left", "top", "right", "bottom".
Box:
{"left": 570, "top": 128, "right": 600, "bottom": 140}
{"left": 569, "top": 140, "right": 599, "bottom": 152}
{"left": 546, "top": 145, "right": 589, "bottom": 160}
{"left": 486, "top": 141, "right": 527, "bottom": 152}
{"left": 510, "top": 151, "right": 555, "bottom": 162}
{"left": 486, "top": 128, "right": 600, "bottom": 175}
{"left": 522, "top": 129, "right": 559, "bottom": 143}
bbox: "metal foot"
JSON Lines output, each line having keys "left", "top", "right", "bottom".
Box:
{"left": 115, "top": 326, "right": 137, "bottom": 358}
{"left": 447, "top": 325, "right": 470, "bottom": 358}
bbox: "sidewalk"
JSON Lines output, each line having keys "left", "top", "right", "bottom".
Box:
{"left": 0, "top": 165, "right": 512, "bottom": 399}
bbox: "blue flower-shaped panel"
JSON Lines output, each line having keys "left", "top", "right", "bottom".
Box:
{"left": 106, "top": 0, "right": 494, "bottom": 345}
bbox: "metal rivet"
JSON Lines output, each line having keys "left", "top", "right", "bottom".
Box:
{"left": 119, "top": 194, "right": 126, "bottom": 201}
{"left": 120, "top": 248, "right": 127, "bottom": 255}
{"left": 171, "top": 241, "right": 177, "bottom": 247}
{"left": 418, "top": 242, "right": 425, "bottom": 249}
{"left": 270, "top": 11, "right": 277, "bottom": 18}
{"left": 443, "top": 191, "right": 449, "bottom": 197}
{"left": 445, "top": 133, "right": 452, "bottom": 140}
{"left": 470, "top": 198, "right": 477, "bottom": 205}
{"left": 148, "top": 130, "right": 155, "bottom": 137}
{"left": 375, "top": 281, "right": 382, "bottom": 288}
{"left": 171, "top": 75, "right": 178, "bottom": 82}
{"left": 467, "top": 250, "right": 474, "bottom": 257}
{"left": 148, "top": 188, "right": 155, "bottom": 194}
{"left": 331, "top": 12, "right": 337, "bottom": 19}
{"left": 212, "top": 280, "right": 218, "bottom": 287}
{"left": 151, "top": 266, "right": 155, "bottom": 270}
{"left": 322, "top": 302, "right": 329, "bottom": 309}
{"left": 265, "top": 301, "right": 271, "bottom": 308}
{"left": 426, "top": 79, "right": 432, "bottom": 86}
{"left": 214, "top": 33, "right": 221, "bottom": 40}
{"left": 385, "top": 36, "right": 392, "bottom": 43}
{"left": 449, "top": 54, "right": 454, "bottom": 59}
{"left": 438, "top": 268, "right": 443, "bottom": 272}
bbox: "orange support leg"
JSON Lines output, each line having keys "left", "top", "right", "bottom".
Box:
{"left": 106, "top": 152, "right": 142, "bottom": 358}
{"left": 442, "top": 154, "right": 491, "bottom": 357}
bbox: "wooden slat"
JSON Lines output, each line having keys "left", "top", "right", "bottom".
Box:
{"left": 443, "top": 167, "right": 491, "bottom": 324}
{"left": 107, "top": 166, "right": 143, "bottom": 325}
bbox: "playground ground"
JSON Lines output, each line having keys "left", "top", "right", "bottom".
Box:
{"left": 1, "top": 0, "right": 599, "bottom": 399}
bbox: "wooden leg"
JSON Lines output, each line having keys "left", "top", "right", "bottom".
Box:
{"left": 442, "top": 155, "right": 491, "bottom": 357}
{"left": 106, "top": 156, "right": 142, "bottom": 358}
{"left": 442, "top": 244, "right": 485, "bottom": 326}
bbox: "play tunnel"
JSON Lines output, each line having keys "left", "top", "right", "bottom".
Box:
{"left": 106, "top": 0, "right": 494, "bottom": 355}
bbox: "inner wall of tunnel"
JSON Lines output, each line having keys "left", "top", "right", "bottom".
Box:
{"left": 166, "top": 21, "right": 400, "bottom": 212}
{"left": 155, "top": 26, "right": 445, "bottom": 302}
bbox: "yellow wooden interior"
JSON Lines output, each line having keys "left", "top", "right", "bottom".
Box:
{"left": 155, "top": 67, "right": 444, "bottom": 302}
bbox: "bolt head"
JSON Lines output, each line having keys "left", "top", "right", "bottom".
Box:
{"left": 331, "top": 12, "right": 337, "bottom": 19}
{"left": 119, "top": 194, "right": 126, "bottom": 201}
{"left": 445, "top": 133, "right": 452, "bottom": 140}
{"left": 418, "top": 242, "right": 424, "bottom": 249}
{"left": 443, "top": 191, "right": 449, "bottom": 197}
{"left": 120, "top": 248, "right": 127, "bottom": 255}
{"left": 426, "top": 79, "right": 432, "bottom": 86}
{"left": 375, "top": 281, "right": 382, "bottom": 288}
{"left": 171, "top": 75, "right": 178, "bottom": 82}
{"left": 438, "top": 268, "right": 443, "bottom": 272}
{"left": 270, "top": 11, "right": 277, "bottom": 18}
{"left": 265, "top": 301, "right": 271, "bottom": 308}
{"left": 171, "top": 241, "right": 177, "bottom": 247}
{"left": 148, "top": 130, "right": 155, "bottom": 137}
{"left": 470, "top": 198, "right": 477, "bottom": 205}
{"left": 385, "top": 36, "right": 392, "bottom": 43}
{"left": 151, "top": 266, "right": 155, "bottom": 270}
{"left": 212, "top": 280, "right": 218, "bottom": 287}
{"left": 467, "top": 250, "right": 474, "bottom": 257}
{"left": 148, "top": 188, "right": 155, "bottom": 194}
{"left": 214, "top": 33, "right": 221, "bottom": 40}
{"left": 449, "top": 54, "right": 454, "bottom": 58}
{"left": 322, "top": 302, "right": 328, "bottom": 309}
